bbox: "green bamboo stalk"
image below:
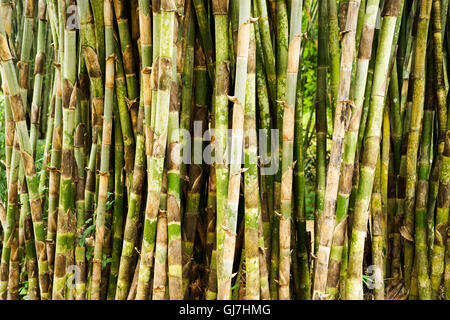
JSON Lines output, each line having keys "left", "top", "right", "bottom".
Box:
{"left": 18, "top": 0, "right": 36, "bottom": 114}
{"left": 113, "top": 0, "right": 139, "bottom": 135}
{"left": 430, "top": 70, "right": 450, "bottom": 301}
{"left": 255, "top": 0, "right": 277, "bottom": 106}
{"left": 46, "top": 64, "right": 62, "bottom": 277}
{"left": 381, "top": 98, "right": 390, "bottom": 279}
{"left": 21, "top": 174, "right": 39, "bottom": 300}
{"left": 345, "top": 0, "right": 402, "bottom": 300}
{"left": 167, "top": 14, "right": 182, "bottom": 300}
{"left": 152, "top": 172, "right": 168, "bottom": 300}
{"left": 7, "top": 193, "right": 19, "bottom": 300}
{"left": 326, "top": 0, "right": 381, "bottom": 299}
{"left": 254, "top": 13, "right": 273, "bottom": 271}
{"left": 212, "top": 0, "right": 230, "bottom": 298}
{"left": 74, "top": 76, "right": 88, "bottom": 300}
{"left": 38, "top": 82, "right": 56, "bottom": 204}
{"left": 0, "top": 11, "right": 51, "bottom": 300}
{"left": 90, "top": 0, "right": 105, "bottom": 74}
{"left": 192, "top": 0, "right": 215, "bottom": 82}
{"left": 115, "top": 100, "right": 145, "bottom": 299}
{"left": 327, "top": 0, "right": 340, "bottom": 122}
{"left": 258, "top": 202, "right": 270, "bottom": 300}
{"left": 91, "top": 0, "right": 115, "bottom": 299}
{"left": 100, "top": 171, "right": 114, "bottom": 300}
{"left": 426, "top": 151, "right": 439, "bottom": 259}
{"left": 313, "top": 0, "right": 327, "bottom": 277}
{"left": 113, "top": 36, "right": 135, "bottom": 194}
{"left": 431, "top": 0, "right": 447, "bottom": 153}
{"left": 29, "top": 0, "right": 48, "bottom": 155}
{"left": 1, "top": 67, "right": 14, "bottom": 188}
{"left": 52, "top": 0, "right": 78, "bottom": 297}
{"left": 313, "top": 0, "right": 362, "bottom": 300}
{"left": 136, "top": 0, "right": 175, "bottom": 299}
{"left": 182, "top": 43, "right": 209, "bottom": 296}
{"left": 403, "top": 0, "right": 432, "bottom": 292}
{"left": 79, "top": 0, "right": 104, "bottom": 228}
{"left": 294, "top": 50, "right": 310, "bottom": 301}
{"left": 106, "top": 98, "right": 125, "bottom": 299}
{"left": 180, "top": 0, "right": 194, "bottom": 197}
{"left": 273, "top": 1, "right": 289, "bottom": 298}
{"left": 414, "top": 86, "right": 434, "bottom": 300}
{"left": 371, "top": 154, "right": 384, "bottom": 300}
{"left": 0, "top": 135, "right": 19, "bottom": 299}
{"left": 217, "top": 0, "right": 252, "bottom": 300}
{"left": 279, "top": 0, "right": 303, "bottom": 300}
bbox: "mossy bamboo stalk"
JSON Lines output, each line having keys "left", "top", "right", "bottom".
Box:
{"left": 430, "top": 83, "right": 450, "bottom": 298}
{"left": 325, "top": 0, "right": 380, "bottom": 299}
{"left": 254, "top": 16, "right": 273, "bottom": 269}
{"left": 273, "top": 2, "right": 289, "bottom": 298}
{"left": 431, "top": 0, "right": 447, "bottom": 154}
{"left": 313, "top": 0, "right": 362, "bottom": 300}
{"left": 212, "top": 0, "right": 230, "bottom": 297}
{"left": 345, "top": 0, "right": 402, "bottom": 300}
{"left": 403, "top": 0, "right": 432, "bottom": 292}
{"left": 371, "top": 154, "right": 384, "bottom": 300}
{"left": 381, "top": 98, "right": 390, "bottom": 278}
{"left": 414, "top": 86, "right": 434, "bottom": 299}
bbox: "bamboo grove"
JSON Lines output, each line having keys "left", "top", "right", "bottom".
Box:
{"left": 0, "top": 0, "right": 449, "bottom": 301}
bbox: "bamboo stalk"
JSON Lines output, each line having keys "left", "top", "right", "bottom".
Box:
{"left": 326, "top": 0, "right": 380, "bottom": 299}
{"left": 244, "top": 21, "right": 260, "bottom": 300}
{"left": 313, "top": 0, "right": 362, "bottom": 300}
{"left": 136, "top": 0, "right": 175, "bottom": 299}
{"left": 212, "top": 0, "right": 230, "bottom": 298}
{"left": 403, "top": 0, "right": 432, "bottom": 292}
{"left": 279, "top": 0, "right": 303, "bottom": 300}
{"left": 217, "top": 0, "right": 252, "bottom": 300}
{"left": 345, "top": 0, "right": 402, "bottom": 300}
{"left": 91, "top": 0, "right": 116, "bottom": 299}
